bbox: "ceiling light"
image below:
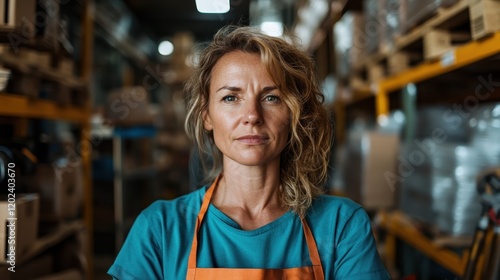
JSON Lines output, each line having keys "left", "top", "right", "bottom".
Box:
{"left": 195, "top": 0, "right": 230, "bottom": 13}
{"left": 158, "top": 40, "right": 174, "bottom": 56}
{"left": 260, "top": 21, "right": 283, "bottom": 37}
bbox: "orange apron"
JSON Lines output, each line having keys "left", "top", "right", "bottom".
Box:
{"left": 186, "top": 176, "right": 325, "bottom": 280}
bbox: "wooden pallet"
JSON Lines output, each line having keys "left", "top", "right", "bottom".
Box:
{"left": 397, "top": 0, "right": 499, "bottom": 67}
{"left": 350, "top": 0, "right": 500, "bottom": 88}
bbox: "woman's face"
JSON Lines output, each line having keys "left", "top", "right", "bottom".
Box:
{"left": 203, "top": 51, "right": 291, "bottom": 168}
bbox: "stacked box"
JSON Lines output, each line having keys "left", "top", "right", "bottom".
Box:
{"left": 28, "top": 163, "right": 83, "bottom": 221}
{"left": 0, "top": 0, "right": 37, "bottom": 33}
{"left": 343, "top": 129, "right": 400, "bottom": 210}
{"left": 0, "top": 0, "right": 61, "bottom": 51}
{"left": 0, "top": 194, "right": 40, "bottom": 262}
{"left": 470, "top": 0, "right": 500, "bottom": 40}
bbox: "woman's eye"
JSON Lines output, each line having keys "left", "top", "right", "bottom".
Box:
{"left": 222, "top": 95, "right": 237, "bottom": 102}
{"left": 264, "top": 95, "right": 280, "bottom": 102}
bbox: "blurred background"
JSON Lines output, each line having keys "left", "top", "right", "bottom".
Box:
{"left": 0, "top": 0, "right": 499, "bottom": 279}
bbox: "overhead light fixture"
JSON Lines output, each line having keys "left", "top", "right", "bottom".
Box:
{"left": 260, "top": 21, "right": 283, "bottom": 37}
{"left": 158, "top": 40, "right": 174, "bottom": 56}
{"left": 195, "top": 0, "right": 230, "bottom": 13}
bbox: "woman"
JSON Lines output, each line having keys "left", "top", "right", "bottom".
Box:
{"left": 108, "top": 26, "right": 389, "bottom": 279}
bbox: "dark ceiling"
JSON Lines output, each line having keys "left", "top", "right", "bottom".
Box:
{"left": 123, "top": 0, "right": 251, "bottom": 42}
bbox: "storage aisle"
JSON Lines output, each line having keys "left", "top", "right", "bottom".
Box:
{"left": 1, "top": 0, "right": 500, "bottom": 279}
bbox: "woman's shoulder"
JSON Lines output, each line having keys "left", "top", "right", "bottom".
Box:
{"left": 307, "top": 194, "right": 370, "bottom": 228}
{"left": 309, "top": 194, "right": 363, "bottom": 215}
{"left": 140, "top": 186, "right": 207, "bottom": 223}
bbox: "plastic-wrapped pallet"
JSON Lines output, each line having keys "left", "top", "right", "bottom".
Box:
{"left": 470, "top": 104, "right": 500, "bottom": 166}
{"left": 361, "top": 0, "right": 404, "bottom": 54}
{"left": 401, "top": 0, "right": 458, "bottom": 33}
{"left": 399, "top": 141, "right": 435, "bottom": 224}
{"left": 333, "top": 12, "right": 365, "bottom": 78}
{"left": 431, "top": 144, "right": 483, "bottom": 236}
{"left": 398, "top": 106, "right": 465, "bottom": 228}
{"left": 400, "top": 104, "right": 500, "bottom": 236}
{"left": 400, "top": 140, "right": 484, "bottom": 236}
{"left": 363, "top": 0, "right": 382, "bottom": 54}
{"left": 381, "top": 0, "right": 404, "bottom": 53}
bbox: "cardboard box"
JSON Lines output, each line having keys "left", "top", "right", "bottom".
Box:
{"left": 0, "top": 0, "right": 37, "bottom": 33}
{"left": 470, "top": 0, "right": 500, "bottom": 40}
{"left": 28, "top": 163, "right": 83, "bottom": 221}
{"left": 0, "top": 194, "right": 40, "bottom": 262}
{"left": 344, "top": 132, "right": 399, "bottom": 210}
{"left": 361, "top": 132, "right": 399, "bottom": 209}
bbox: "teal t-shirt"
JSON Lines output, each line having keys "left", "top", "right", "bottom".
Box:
{"left": 108, "top": 186, "right": 389, "bottom": 279}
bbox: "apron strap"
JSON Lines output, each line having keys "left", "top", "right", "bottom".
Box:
{"left": 187, "top": 175, "right": 221, "bottom": 270}
{"left": 301, "top": 218, "right": 325, "bottom": 280}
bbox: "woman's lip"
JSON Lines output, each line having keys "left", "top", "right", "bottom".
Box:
{"left": 236, "top": 135, "right": 268, "bottom": 144}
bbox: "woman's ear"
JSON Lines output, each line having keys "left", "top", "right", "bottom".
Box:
{"left": 202, "top": 109, "right": 213, "bottom": 131}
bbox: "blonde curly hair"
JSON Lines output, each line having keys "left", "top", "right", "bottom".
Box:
{"left": 184, "top": 25, "right": 333, "bottom": 218}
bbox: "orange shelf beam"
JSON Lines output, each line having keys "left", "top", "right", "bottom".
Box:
{"left": 0, "top": 93, "right": 88, "bottom": 123}
{"left": 379, "top": 211, "right": 466, "bottom": 277}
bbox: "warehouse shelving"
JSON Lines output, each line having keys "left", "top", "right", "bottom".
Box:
{"left": 0, "top": 53, "right": 86, "bottom": 88}
{"left": 0, "top": 0, "right": 94, "bottom": 279}
{"left": 376, "top": 31, "right": 500, "bottom": 116}
{"left": 370, "top": 30, "right": 500, "bottom": 280}
{"left": 301, "top": 0, "right": 500, "bottom": 278}
{"left": 339, "top": 30, "right": 500, "bottom": 280}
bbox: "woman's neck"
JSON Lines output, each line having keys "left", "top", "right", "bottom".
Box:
{"left": 211, "top": 161, "right": 287, "bottom": 230}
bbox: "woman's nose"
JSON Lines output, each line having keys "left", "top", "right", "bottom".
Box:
{"left": 242, "top": 100, "right": 263, "bottom": 125}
